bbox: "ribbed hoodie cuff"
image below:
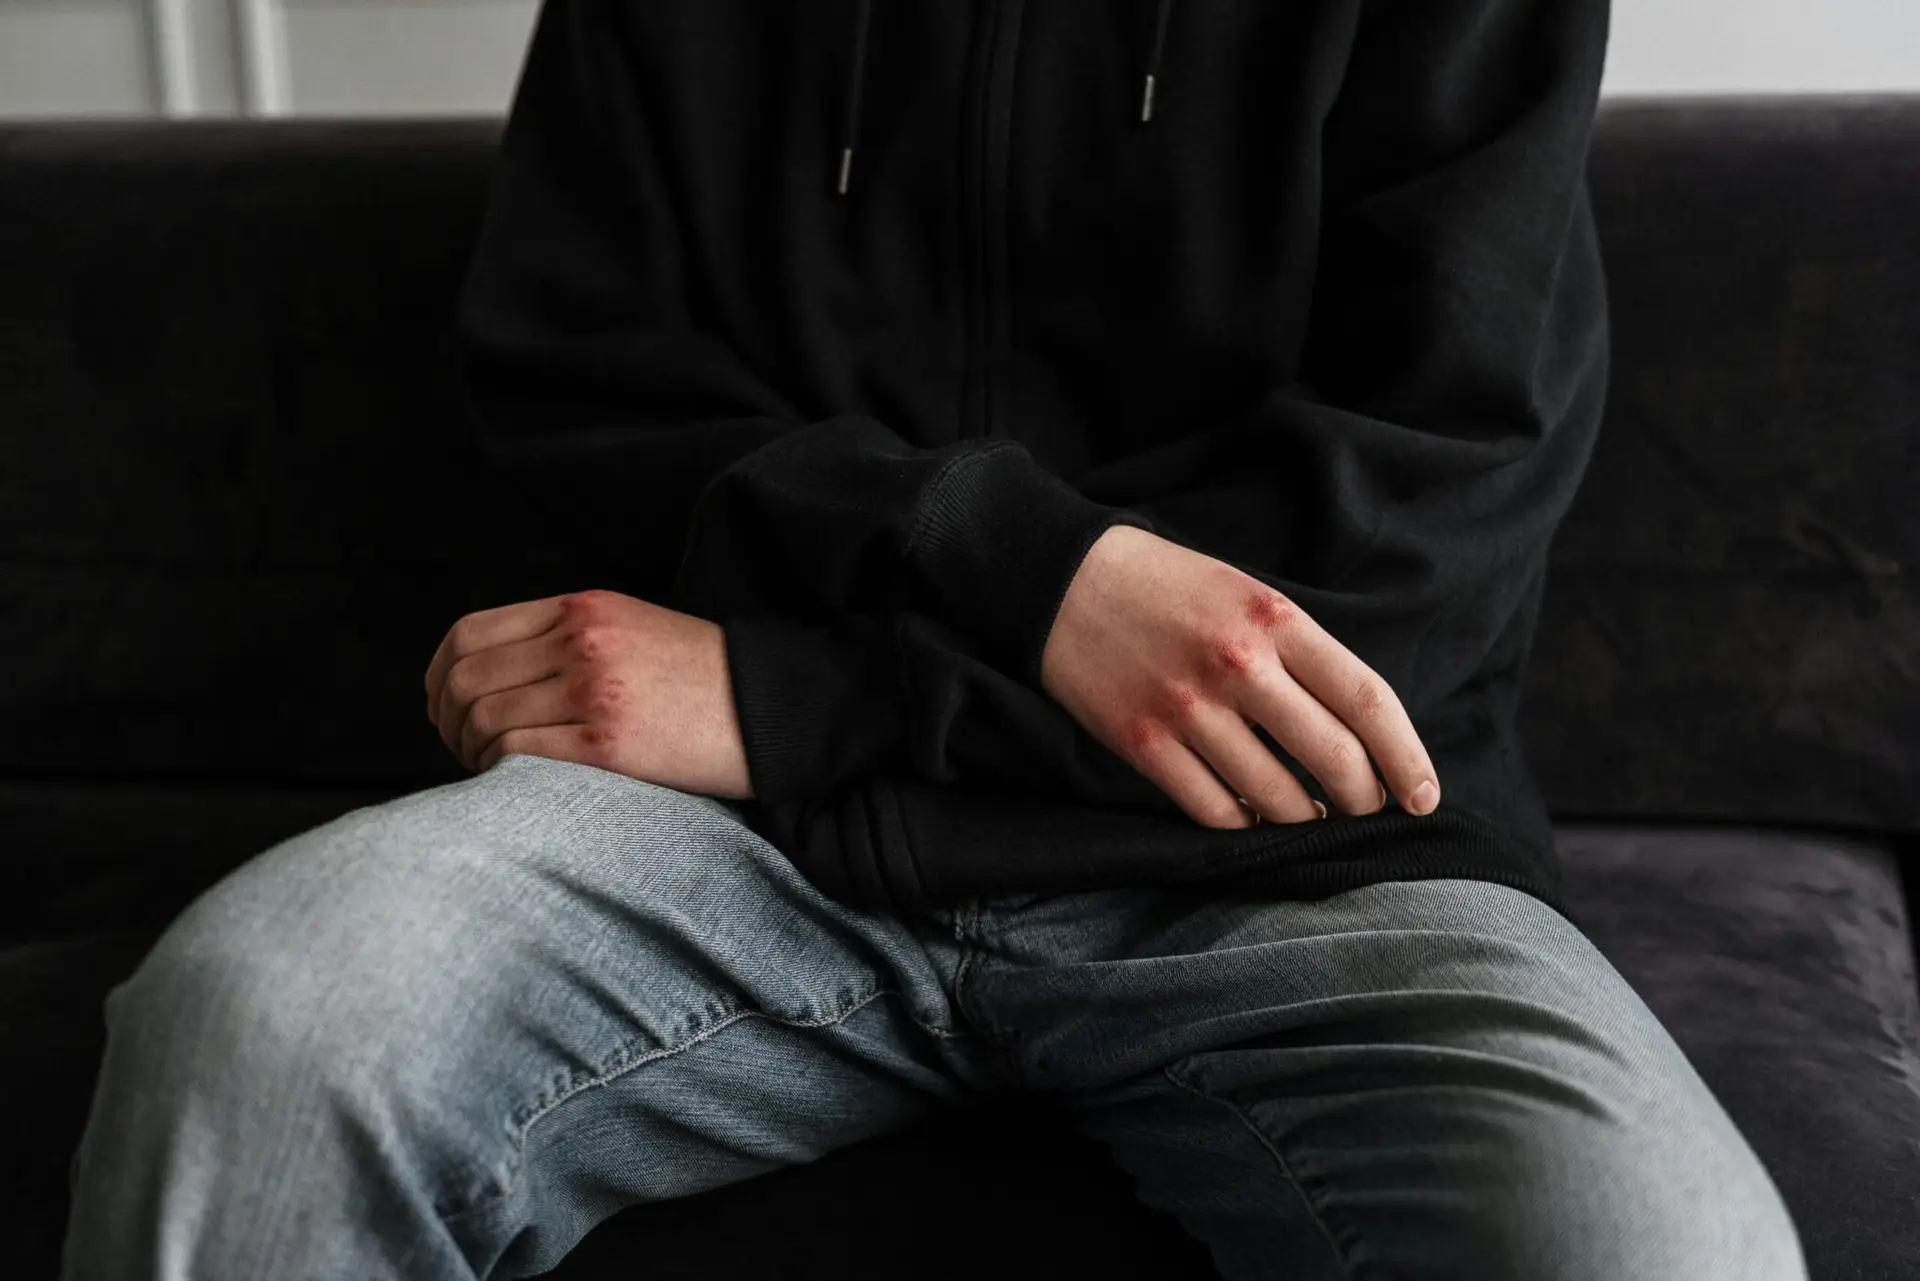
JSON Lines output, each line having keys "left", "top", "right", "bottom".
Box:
{"left": 908, "top": 442, "right": 1156, "bottom": 689}
{"left": 722, "top": 613, "right": 904, "bottom": 803}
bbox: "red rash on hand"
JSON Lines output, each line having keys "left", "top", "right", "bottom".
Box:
{"left": 1245, "top": 590, "right": 1297, "bottom": 633}
{"left": 1209, "top": 636, "right": 1258, "bottom": 674}
{"left": 1122, "top": 714, "right": 1162, "bottom": 757}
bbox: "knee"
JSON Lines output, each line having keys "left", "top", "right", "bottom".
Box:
{"left": 1471, "top": 1093, "right": 1807, "bottom": 1281}
{"left": 101, "top": 818, "right": 493, "bottom": 1116}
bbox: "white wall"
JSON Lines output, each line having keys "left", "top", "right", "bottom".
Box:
{"left": 1605, "top": 0, "right": 1920, "bottom": 95}
{"left": 1, "top": 0, "right": 1918, "bottom": 120}
{"left": 0, "top": 0, "right": 542, "bottom": 118}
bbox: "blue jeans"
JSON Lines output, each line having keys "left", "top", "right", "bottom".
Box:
{"left": 62, "top": 754, "right": 1805, "bottom": 1279}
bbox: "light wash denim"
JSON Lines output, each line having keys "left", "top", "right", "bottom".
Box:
{"left": 62, "top": 753, "right": 1806, "bottom": 1280}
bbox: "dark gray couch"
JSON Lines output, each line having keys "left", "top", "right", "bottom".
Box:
{"left": 2, "top": 97, "right": 1917, "bottom": 1279}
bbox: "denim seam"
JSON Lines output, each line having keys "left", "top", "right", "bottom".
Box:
{"left": 947, "top": 901, "right": 1029, "bottom": 1093}
{"left": 1162, "top": 1062, "right": 1356, "bottom": 1281}
{"left": 950, "top": 900, "right": 1013, "bottom": 1043}
{"left": 438, "top": 985, "right": 945, "bottom": 1222}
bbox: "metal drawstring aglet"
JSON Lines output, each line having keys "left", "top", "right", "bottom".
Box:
{"left": 1140, "top": 74, "right": 1157, "bottom": 124}
{"left": 838, "top": 147, "right": 854, "bottom": 196}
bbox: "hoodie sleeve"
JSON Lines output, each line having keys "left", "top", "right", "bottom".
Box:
{"left": 455, "top": 0, "right": 1159, "bottom": 813}
{"left": 454, "top": 0, "right": 1152, "bottom": 732}
{"left": 741, "top": 0, "right": 1616, "bottom": 892}
{"left": 1106, "top": 0, "right": 1612, "bottom": 741}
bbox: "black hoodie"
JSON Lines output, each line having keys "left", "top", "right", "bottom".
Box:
{"left": 456, "top": 0, "right": 1612, "bottom": 917}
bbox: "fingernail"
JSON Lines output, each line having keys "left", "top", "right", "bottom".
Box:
{"left": 1410, "top": 780, "right": 1439, "bottom": 815}
{"left": 1377, "top": 779, "right": 1389, "bottom": 810}
{"left": 1312, "top": 799, "right": 1328, "bottom": 820}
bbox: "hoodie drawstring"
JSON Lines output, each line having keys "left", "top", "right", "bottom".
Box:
{"left": 1141, "top": 0, "right": 1174, "bottom": 123}
{"left": 836, "top": 0, "right": 1173, "bottom": 196}
{"left": 838, "top": 0, "right": 874, "bottom": 195}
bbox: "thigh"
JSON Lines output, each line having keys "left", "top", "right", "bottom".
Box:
{"left": 73, "top": 754, "right": 977, "bottom": 1278}
{"left": 956, "top": 878, "right": 1807, "bottom": 1281}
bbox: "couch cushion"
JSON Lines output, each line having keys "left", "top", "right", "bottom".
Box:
{"left": 1558, "top": 825, "right": 1920, "bottom": 1281}
{"left": 0, "top": 929, "right": 169, "bottom": 1279}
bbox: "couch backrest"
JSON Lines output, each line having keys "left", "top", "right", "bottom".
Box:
{"left": 1527, "top": 98, "right": 1919, "bottom": 835}
{"left": 1, "top": 102, "right": 1915, "bottom": 832}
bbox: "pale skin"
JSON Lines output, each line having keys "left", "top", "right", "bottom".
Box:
{"left": 423, "top": 524, "right": 1441, "bottom": 829}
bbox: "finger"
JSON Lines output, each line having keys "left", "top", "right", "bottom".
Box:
{"left": 1268, "top": 615, "right": 1439, "bottom": 815}
{"left": 433, "top": 631, "right": 565, "bottom": 754}
{"left": 423, "top": 595, "right": 568, "bottom": 715}
{"left": 1182, "top": 707, "right": 1324, "bottom": 825}
{"left": 459, "top": 676, "right": 576, "bottom": 772}
{"left": 1239, "top": 666, "right": 1387, "bottom": 816}
{"left": 1129, "top": 734, "right": 1264, "bottom": 830}
{"left": 476, "top": 723, "right": 606, "bottom": 774}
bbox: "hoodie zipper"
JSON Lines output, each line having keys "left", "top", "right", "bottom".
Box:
{"left": 960, "top": 0, "right": 1022, "bottom": 443}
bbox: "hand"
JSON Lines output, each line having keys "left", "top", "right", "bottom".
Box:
{"left": 423, "top": 590, "right": 754, "bottom": 799}
{"left": 1041, "top": 526, "right": 1439, "bottom": 829}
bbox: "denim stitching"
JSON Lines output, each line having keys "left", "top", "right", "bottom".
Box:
{"left": 946, "top": 900, "right": 1029, "bottom": 1092}
{"left": 440, "top": 986, "right": 950, "bottom": 1221}
{"left": 949, "top": 901, "right": 1008, "bottom": 1041}
{"left": 1162, "top": 1062, "right": 1357, "bottom": 1281}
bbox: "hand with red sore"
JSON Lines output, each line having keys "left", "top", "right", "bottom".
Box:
{"left": 423, "top": 590, "right": 753, "bottom": 800}
{"left": 1041, "top": 525, "right": 1440, "bottom": 829}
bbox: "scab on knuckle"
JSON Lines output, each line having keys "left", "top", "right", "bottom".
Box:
{"left": 1245, "top": 590, "right": 1298, "bottom": 634}
{"left": 1204, "top": 632, "right": 1258, "bottom": 677}
{"left": 1119, "top": 713, "right": 1163, "bottom": 760}
{"left": 572, "top": 675, "right": 626, "bottom": 718}
{"left": 576, "top": 725, "right": 617, "bottom": 767}
{"left": 562, "top": 624, "right": 614, "bottom": 663}
{"left": 559, "top": 589, "right": 612, "bottom": 620}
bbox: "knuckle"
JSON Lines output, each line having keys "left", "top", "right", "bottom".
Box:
{"left": 1316, "top": 728, "right": 1359, "bottom": 776}
{"left": 495, "top": 728, "right": 532, "bottom": 760}
{"left": 1244, "top": 589, "right": 1299, "bottom": 635}
{"left": 562, "top": 624, "right": 614, "bottom": 663}
{"left": 444, "top": 660, "right": 480, "bottom": 704}
{"left": 1203, "top": 795, "right": 1251, "bottom": 829}
{"left": 1349, "top": 677, "right": 1391, "bottom": 721}
{"left": 1204, "top": 632, "right": 1260, "bottom": 677}
{"left": 576, "top": 725, "right": 616, "bottom": 767}
{"left": 570, "top": 674, "right": 627, "bottom": 719}
{"left": 1160, "top": 682, "right": 1205, "bottom": 727}
{"left": 1245, "top": 780, "right": 1294, "bottom": 818}
{"left": 447, "top": 616, "right": 480, "bottom": 654}
{"left": 560, "top": 589, "right": 616, "bottom": 622}
{"left": 1119, "top": 713, "right": 1164, "bottom": 761}
{"left": 464, "top": 699, "right": 494, "bottom": 745}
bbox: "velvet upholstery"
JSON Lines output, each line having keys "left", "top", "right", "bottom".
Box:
{"left": 1, "top": 98, "right": 1917, "bottom": 1279}
{"left": 1524, "top": 98, "right": 1920, "bottom": 837}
